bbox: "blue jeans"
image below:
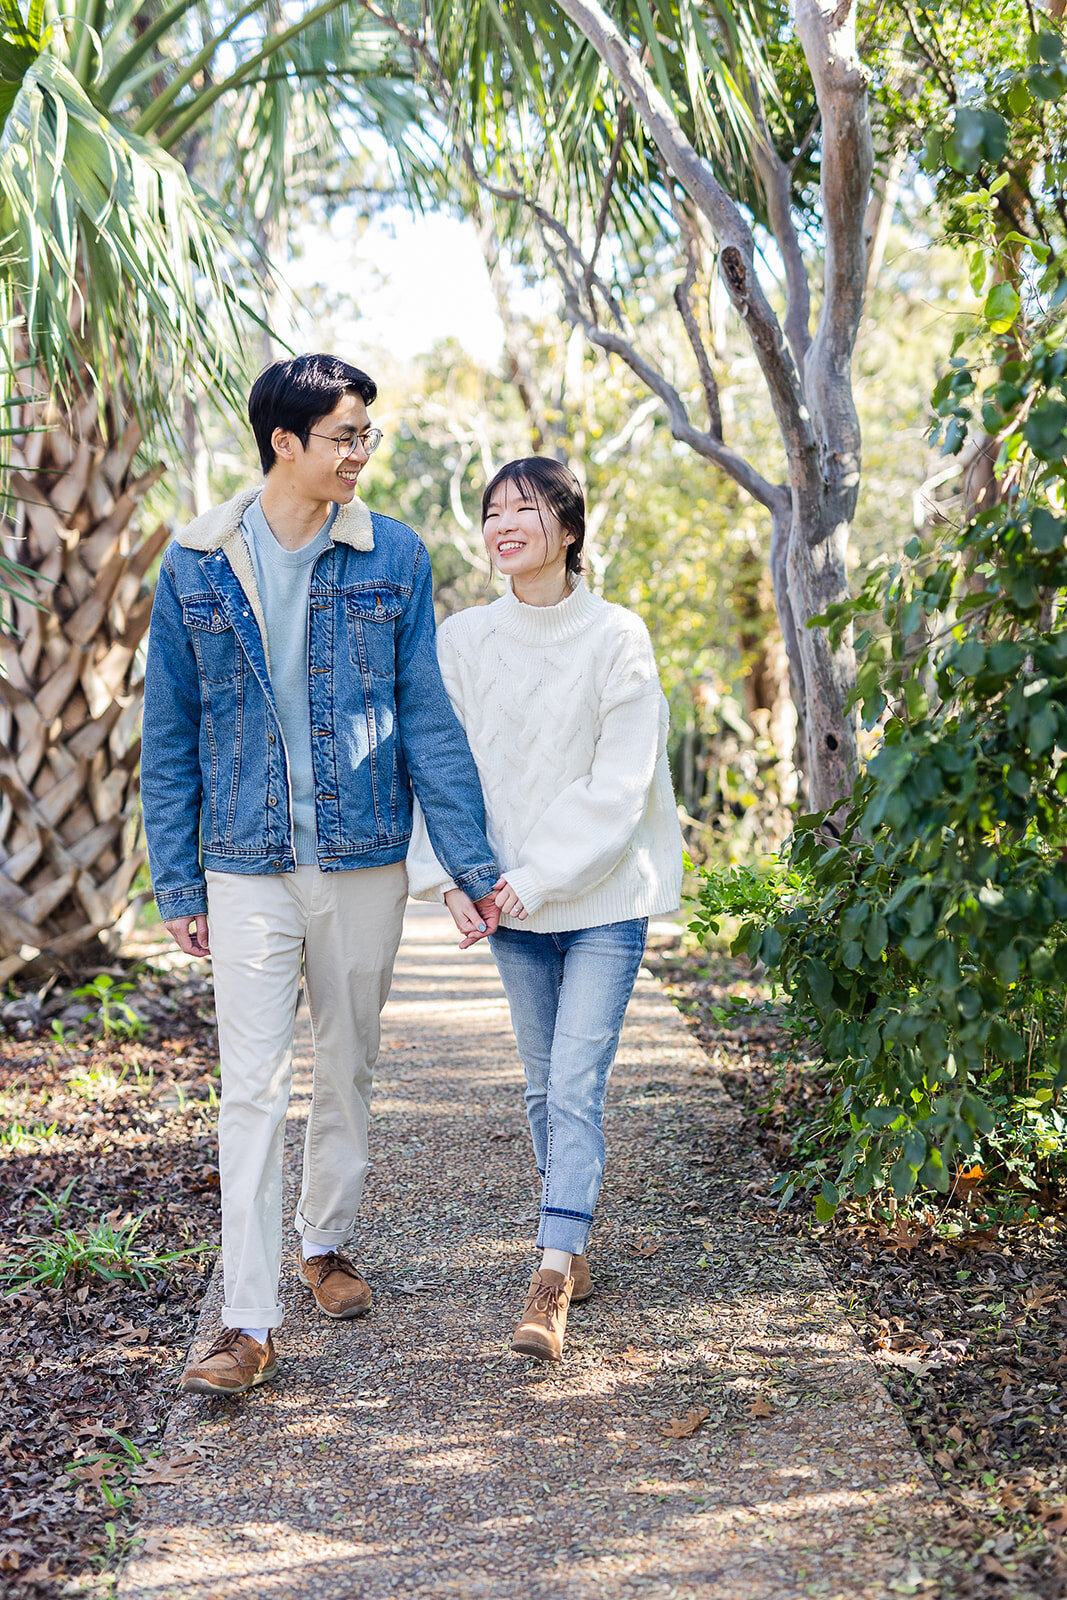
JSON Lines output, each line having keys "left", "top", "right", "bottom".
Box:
{"left": 490, "top": 918, "right": 648, "bottom": 1254}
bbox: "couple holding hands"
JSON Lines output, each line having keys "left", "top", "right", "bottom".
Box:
{"left": 141, "top": 353, "right": 682, "bottom": 1395}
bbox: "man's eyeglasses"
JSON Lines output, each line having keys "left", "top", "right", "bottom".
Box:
{"left": 307, "top": 428, "right": 384, "bottom": 459}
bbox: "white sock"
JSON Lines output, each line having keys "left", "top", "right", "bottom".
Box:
{"left": 240, "top": 1326, "right": 270, "bottom": 1343}
{"left": 540, "top": 1248, "right": 572, "bottom": 1278}
{"left": 302, "top": 1238, "right": 333, "bottom": 1260}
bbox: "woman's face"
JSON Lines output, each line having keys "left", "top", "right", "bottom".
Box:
{"left": 482, "top": 479, "right": 571, "bottom": 581}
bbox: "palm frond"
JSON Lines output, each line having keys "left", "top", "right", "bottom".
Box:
{"left": 0, "top": 48, "right": 252, "bottom": 428}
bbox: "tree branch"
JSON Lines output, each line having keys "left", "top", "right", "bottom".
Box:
{"left": 586, "top": 104, "right": 631, "bottom": 299}
{"left": 795, "top": 0, "right": 873, "bottom": 536}
{"left": 657, "top": 159, "right": 722, "bottom": 439}
{"left": 552, "top": 0, "right": 822, "bottom": 521}
{"left": 745, "top": 70, "right": 812, "bottom": 370}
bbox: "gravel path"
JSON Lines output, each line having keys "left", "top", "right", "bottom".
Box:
{"left": 119, "top": 903, "right": 951, "bottom": 1600}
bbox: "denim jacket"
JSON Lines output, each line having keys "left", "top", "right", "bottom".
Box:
{"left": 141, "top": 489, "right": 498, "bottom": 921}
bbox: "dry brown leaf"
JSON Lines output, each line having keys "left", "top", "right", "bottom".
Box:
{"left": 979, "top": 1553, "right": 1011, "bottom": 1580}
{"left": 1022, "top": 1284, "right": 1060, "bottom": 1311}
{"left": 1040, "top": 1504, "right": 1067, "bottom": 1535}
{"left": 619, "top": 1345, "right": 654, "bottom": 1366}
{"left": 632, "top": 1240, "right": 662, "bottom": 1257}
{"left": 746, "top": 1395, "right": 774, "bottom": 1419}
{"left": 134, "top": 1452, "right": 203, "bottom": 1485}
{"left": 657, "top": 1407, "right": 710, "bottom": 1439}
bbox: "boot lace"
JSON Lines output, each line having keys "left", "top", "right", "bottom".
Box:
{"left": 526, "top": 1278, "right": 569, "bottom": 1318}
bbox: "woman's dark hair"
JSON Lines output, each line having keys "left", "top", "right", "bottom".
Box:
{"left": 481, "top": 457, "right": 585, "bottom": 577}
{"left": 248, "top": 353, "right": 377, "bottom": 474}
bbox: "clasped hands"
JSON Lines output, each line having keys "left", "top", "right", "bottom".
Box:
{"left": 444, "top": 876, "right": 527, "bottom": 949}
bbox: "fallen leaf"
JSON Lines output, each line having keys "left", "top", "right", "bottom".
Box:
{"left": 979, "top": 1553, "right": 1011, "bottom": 1580}
{"left": 132, "top": 1445, "right": 208, "bottom": 1487}
{"left": 657, "top": 1407, "right": 710, "bottom": 1439}
{"left": 632, "top": 1240, "right": 662, "bottom": 1257}
{"left": 1040, "top": 1504, "right": 1067, "bottom": 1535}
{"left": 619, "top": 1345, "right": 654, "bottom": 1366}
{"left": 746, "top": 1395, "right": 774, "bottom": 1419}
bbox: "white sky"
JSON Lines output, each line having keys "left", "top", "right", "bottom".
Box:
{"left": 283, "top": 205, "right": 507, "bottom": 368}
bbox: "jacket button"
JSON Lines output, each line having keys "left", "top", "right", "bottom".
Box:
{"left": 268, "top": 796, "right": 277, "bottom": 806}
{"left": 269, "top": 733, "right": 276, "bottom": 744}
{"left": 272, "top": 860, "right": 284, "bottom": 870}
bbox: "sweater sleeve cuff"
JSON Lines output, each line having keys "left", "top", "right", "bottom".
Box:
{"left": 406, "top": 874, "right": 452, "bottom": 905}
{"left": 500, "top": 866, "right": 547, "bottom": 918}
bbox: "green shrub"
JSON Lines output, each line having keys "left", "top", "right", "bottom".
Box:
{"left": 692, "top": 40, "right": 1067, "bottom": 1218}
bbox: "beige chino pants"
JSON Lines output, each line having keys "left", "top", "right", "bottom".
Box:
{"left": 205, "top": 863, "right": 408, "bottom": 1328}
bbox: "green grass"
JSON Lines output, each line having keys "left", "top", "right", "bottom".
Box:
{"left": 0, "top": 1214, "right": 211, "bottom": 1292}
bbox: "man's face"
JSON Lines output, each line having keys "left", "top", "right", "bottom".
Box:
{"left": 272, "top": 392, "right": 373, "bottom": 505}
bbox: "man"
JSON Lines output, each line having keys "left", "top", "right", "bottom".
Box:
{"left": 141, "top": 353, "right": 499, "bottom": 1396}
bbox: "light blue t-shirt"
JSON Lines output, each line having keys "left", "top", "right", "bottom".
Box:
{"left": 241, "top": 495, "right": 336, "bottom": 865}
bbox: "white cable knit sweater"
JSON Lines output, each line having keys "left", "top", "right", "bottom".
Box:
{"left": 406, "top": 578, "right": 683, "bottom": 933}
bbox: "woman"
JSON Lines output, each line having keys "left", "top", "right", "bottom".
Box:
{"left": 407, "top": 457, "right": 682, "bottom": 1361}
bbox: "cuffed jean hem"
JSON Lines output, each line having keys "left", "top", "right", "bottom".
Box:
{"left": 538, "top": 1211, "right": 591, "bottom": 1255}
{"left": 293, "top": 1210, "right": 354, "bottom": 1248}
{"left": 222, "top": 1304, "right": 284, "bottom": 1330}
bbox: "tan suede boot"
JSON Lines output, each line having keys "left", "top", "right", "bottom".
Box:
{"left": 511, "top": 1268, "right": 573, "bottom": 1361}
{"left": 570, "top": 1254, "right": 593, "bottom": 1303}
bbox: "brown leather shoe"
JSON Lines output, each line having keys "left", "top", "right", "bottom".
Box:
{"left": 570, "top": 1254, "right": 593, "bottom": 1303}
{"left": 298, "top": 1251, "right": 373, "bottom": 1319}
{"left": 181, "top": 1328, "right": 277, "bottom": 1396}
{"left": 511, "top": 1268, "right": 573, "bottom": 1361}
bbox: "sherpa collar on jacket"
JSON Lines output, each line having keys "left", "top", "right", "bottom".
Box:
{"left": 175, "top": 488, "right": 374, "bottom": 553}
{"left": 173, "top": 489, "right": 374, "bottom": 673}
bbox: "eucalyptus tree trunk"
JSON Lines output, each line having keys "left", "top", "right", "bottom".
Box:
{"left": 541, "top": 0, "right": 870, "bottom": 813}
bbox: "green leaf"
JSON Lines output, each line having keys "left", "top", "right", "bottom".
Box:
{"left": 865, "top": 1106, "right": 905, "bottom": 1129}
{"left": 990, "top": 1019, "right": 1025, "bottom": 1060}
{"left": 954, "top": 638, "right": 986, "bottom": 676}
{"left": 1031, "top": 509, "right": 1065, "bottom": 553}
{"left": 863, "top": 912, "right": 888, "bottom": 961}
{"left": 984, "top": 282, "right": 1021, "bottom": 334}
{"left": 889, "top": 1157, "right": 916, "bottom": 1197}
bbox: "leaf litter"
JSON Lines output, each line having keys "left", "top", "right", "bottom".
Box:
{"left": 651, "top": 948, "right": 1067, "bottom": 1600}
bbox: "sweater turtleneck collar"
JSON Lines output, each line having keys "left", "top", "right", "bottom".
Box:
{"left": 496, "top": 576, "right": 604, "bottom": 644}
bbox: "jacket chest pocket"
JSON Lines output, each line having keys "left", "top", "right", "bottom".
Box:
{"left": 346, "top": 591, "right": 403, "bottom": 679}
{"left": 183, "top": 598, "right": 239, "bottom": 685}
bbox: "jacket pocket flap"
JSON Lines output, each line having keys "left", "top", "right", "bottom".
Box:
{"left": 182, "top": 597, "right": 232, "bottom": 633}
{"left": 345, "top": 590, "right": 404, "bottom": 623}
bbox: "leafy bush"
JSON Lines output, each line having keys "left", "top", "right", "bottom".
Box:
{"left": 693, "top": 37, "right": 1067, "bottom": 1220}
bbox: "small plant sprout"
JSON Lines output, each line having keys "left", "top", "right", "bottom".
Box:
{"left": 72, "top": 973, "right": 146, "bottom": 1040}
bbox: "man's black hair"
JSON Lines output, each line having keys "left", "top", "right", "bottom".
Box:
{"left": 248, "top": 353, "right": 377, "bottom": 474}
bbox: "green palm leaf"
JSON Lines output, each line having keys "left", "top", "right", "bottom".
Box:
{"left": 0, "top": 46, "right": 251, "bottom": 422}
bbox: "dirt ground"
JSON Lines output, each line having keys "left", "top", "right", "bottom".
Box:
{"left": 0, "top": 922, "right": 1062, "bottom": 1596}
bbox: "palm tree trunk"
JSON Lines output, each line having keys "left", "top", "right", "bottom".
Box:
{"left": 0, "top": 394, "right": 166, "bottom": 981}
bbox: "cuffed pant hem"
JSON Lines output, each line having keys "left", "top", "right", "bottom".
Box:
{"left": 293, "top": 1210, "right": 354, "bottom": 1248}
{"left": 222, "top": 1305, "right": 284, "bottom": 1330}
{"left": 537, "top": 1215, "right": 591, "bottom": 1255}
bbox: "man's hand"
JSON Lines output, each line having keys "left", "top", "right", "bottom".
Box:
{"left": 444, "top": 889, "right": 496, "bottom": 949}
{"left": 493, "top": 876, "right": 527, "bottom": 920}
{"left": 164, "top": 913, "right": 210, "bottom": 957}
{"left": 472, "top": 893, "right": 501, "bottom": 938}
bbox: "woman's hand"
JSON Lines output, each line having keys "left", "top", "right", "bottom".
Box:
{"left": 444, "top": 887, "right": 492, "bottom": 949}
{"left": 493, "top": 875, "right": 527, "bottom": 919}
